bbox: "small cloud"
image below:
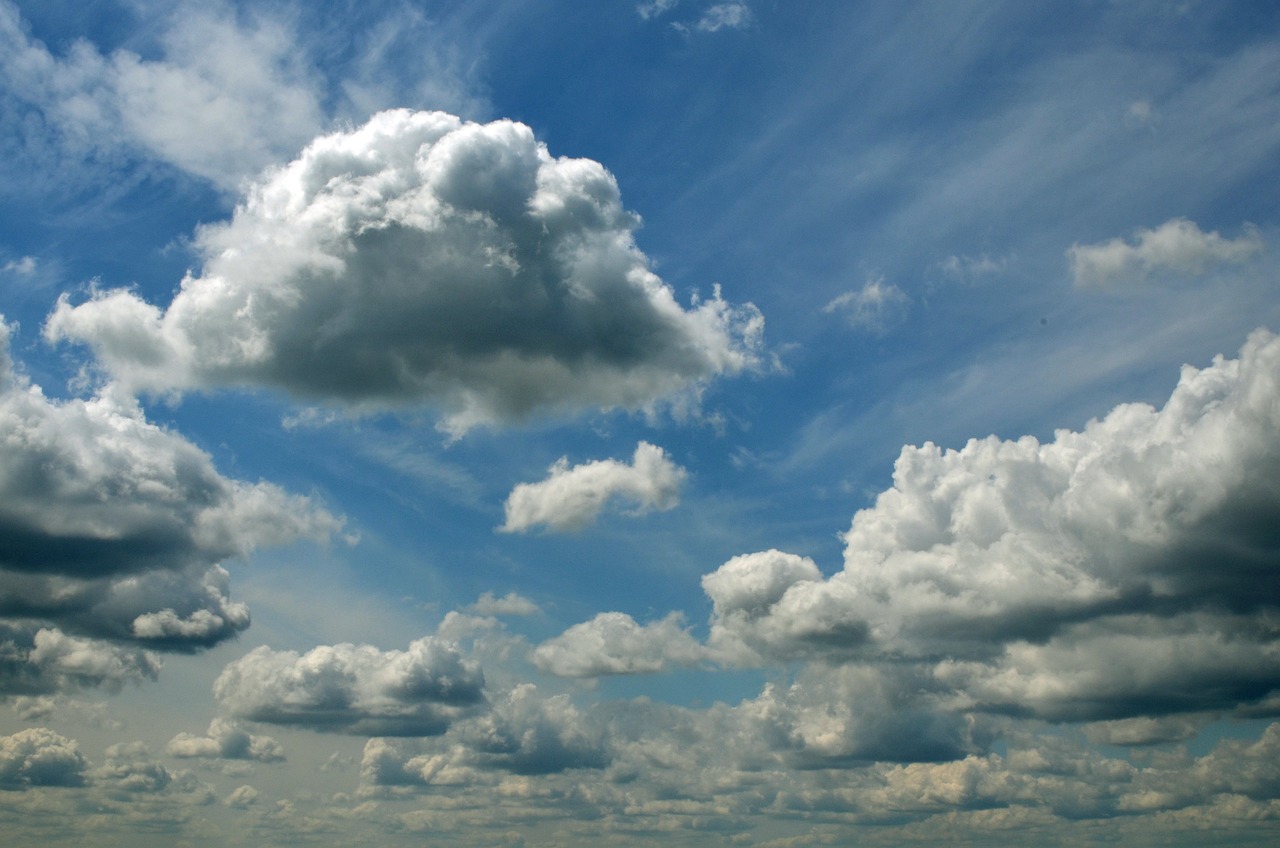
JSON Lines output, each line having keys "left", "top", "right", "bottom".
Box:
{"left": 1067, "top": 217, "right": 1262, "bottom": 288}
{"left": 499, "top": 442, "right": 686, "bottom": 534}
{"left": 688, "top": 2, "right": 752, "bottom": 32}
{"left": 225, "top": 784, "right": 260, "bottom": 807}
{"left": 467, "top": 591, "right": 540, "bottom": 617}
{"left": 823, "top": 275, "right": 909, "bottom": 333}
{"left": 637, "top": 0, "right": 680, "bottom": 20}
{"left": 1127, "top": 99, "right": 1155, "bottom": 124}
{"left": 532, "top": 611, "right": 707, "bottom": 677}
{"left": 2, "top": 256, "right": 36, "bottom": 275}
{"left": 937, "top": 253, "right": 1008, "bottom": 283}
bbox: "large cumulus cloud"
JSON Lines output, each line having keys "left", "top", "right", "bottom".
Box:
{"left": 545, "top": 329, "right": 1280, "bottom": 724}
{"left": 46, "top": 109, "right": 766, "bottom": 434}
{"left": 0, "top": 319, "right": 342, "bottom": 695}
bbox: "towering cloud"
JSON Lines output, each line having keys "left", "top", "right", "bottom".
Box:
{"left": 46, "top": 110, "right": 765, "bottom": 434}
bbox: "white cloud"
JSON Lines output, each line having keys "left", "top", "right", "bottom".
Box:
{"left": 683, "top": 3, "right": 753, "bottom": 33}
{"left": 500, "top": 442, "right": 686, "bottom": 533}
{"left": 2, "top": 255, "right": 35, "bottom": 275}
{"left": 823, "top": 276, "right": 909, "bottom": 332}
{"left": 167, "top": 718, "right": 285, "bottom": 763}
{"left": 213, "top": 634, "right": 486, "bottom": 736}
{"left": 531, "top": 611, "right": 706, "bottom": 677}
{"left": 46, "top": 110, "right": 766, "bottom": 434}
{"left": 696, "top": 329, "right": 1280, "bottom": 719}
{"left": 224, "top": 784, "right": 260, "bottom": 807}
{"left": 466, "top": 591, "right": 540, "bottom": 617}
{"left": 638, "top": 0, "right": 680, "bottom": 20}
{"left": 0, "top": 727, "right": 88, "bottom": 788}
{"left": 1068, "top": 217, "right": 1263, "bottom": 288}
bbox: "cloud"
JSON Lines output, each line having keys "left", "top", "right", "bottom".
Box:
{"left": 0, "top": 727, "right": 88, "bottom": 788}
{"left": 699, "top": 329, "right": 1280, "bottom": 718}
{"left": 167, "top": 718, "right": 285, "bottom": 763}
{"left": 500, "top": 442, "right": 686, "bottom": 533}
{"left": 1, "top": 256, "right": 35, "bottom": 276}
{"left": 823, "top": 276, "right": 909, "bottom": 332}
{"left": 637, "top": 0, "right": 680, "bottom": 20}
{"left": 93, "top": 742, "right": 173, "bottom": 795}
{"left": 0, "top": 317, "right": 343, "bottom": 693}
{"left": 46, "top": 110, "right": 766, "bottom": 434}
{"left": 0, "top": 627, "right": 160, "bottom": 697}
{"left": 531, "top": 611, "right": 706, "bottom": 677}
{"left": 466, "top": 591, "right": 540, "bottom": 617}
{"left": 362, "top": 684, "right": 608, "bottom": 785}
{"left": 1067, "top": 217, "right": 1263, "bottom": 288}
{"left": 0, "top": 1, "right": 325, "bottom": 190}
{"left": 224, "top": 784, "right": 260, "bottom": 808}
{"left": 675, "top": 3, "right": 753, "bottom": 33}
{"left": 213, "top": 635, "right": 485, "bottom": 736}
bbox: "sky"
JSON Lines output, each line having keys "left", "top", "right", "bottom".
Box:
{"left": 2, "top": 0, "right": 1280, "bottom": 845}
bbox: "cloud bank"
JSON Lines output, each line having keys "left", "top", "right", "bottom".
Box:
{"left": 500, "top": 441, "right": 686, "bottom": 533}
{"left": 45, "top": 109, "right": 766, "bottom": 434}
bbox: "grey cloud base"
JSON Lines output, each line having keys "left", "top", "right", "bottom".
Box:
{"left": 0, "top": 319, "right": 342, "bottom": 696}
{"left": 46, "top": 110, "right": 765, "bottom": 434}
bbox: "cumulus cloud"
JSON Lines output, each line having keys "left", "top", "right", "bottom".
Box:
{"left": 213, "top": 635, "right": 485, "bottom": 736}
{"left": 0, "top": 727, "right": 88, "bottom": 788}
{"left": 0, "top": 317, "right": 342, "bottom": 694}
{"left": 694, "top": 328, "right": 1280, "bottom": 721}
{"left": 500, "top": 442, "right": 686, "bottom": 533}
{"left": 45, "top": 110, "right": 766, "bottom": 434}
{"left": 167, "top": 718, "right": 285, "bottom": 763}
{"left": 1067, "top": 217, "right": 1263, "bottom": 288}
{"left": 532, "top": 612, "right": 706, "bottom": 677}
{"left": 362, "top": 684, "right": 608, "bottom": 786}
{"left": 823, "top": 276, "right": 909, "bottom": 332}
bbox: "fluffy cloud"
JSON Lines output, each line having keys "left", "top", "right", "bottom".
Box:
{"left": 466, "top": 591, "right": 540, "bottom": 617}
{"left": 45, "top": 110, "right": 766, "bottom": 434}
{"left": 531, "top": 612, "right": 706, "bottom": 677}
{"left": 213, "top": 635, "right": 485, "bottom": 736}
{"left": 0, "top": 317, "right": 342, "bottom": 694}
{"left": 1067, "top": 217, "right": 1262, "bottom": 288}
{"left": 362, "top": 684, "right": 608, "bottom": 786}
{"left": 0, "top": 627, "right": 160, "bottom": 696}
{"left": 167, "top": 718, "right": 285, "bottom": 763}
{"left": 0, "top": 727, "right": 88, "bottom": 788}
{"left": 500, "top": 442, "right": 686, "bottom": 533}
{"left": 695, "top": 329, "right": 1280, "bottom": 720}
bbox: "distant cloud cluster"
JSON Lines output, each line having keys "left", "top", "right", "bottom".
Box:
{"left": 639, "top": 0, "right": 753, "bottom": 34}
{"left": 538, "top": 329, "right": 1280, "bottom": 725}
{"left": 1068, "top": 217, "right": 1262, "bottom": 288}
{"left": 47, "top": 110, "right": 765, "bottom": 435}
{"left": 500, "top": 441, "right": 686, "bottom": 533}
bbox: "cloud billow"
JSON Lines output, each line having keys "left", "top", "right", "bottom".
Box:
{"left": 213, "top": 636, "right": 486, "bottom": 737}
{"left": 500, "top": 441, "right": 686, "bottom": 533}
{"left": 0, "top": 319, "right": 343, "bottom": 696}
{"left": 46, "top": 110, "right": 766, "bottom": 435}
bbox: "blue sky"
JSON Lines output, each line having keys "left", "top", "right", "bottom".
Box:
{"left": 3, "top": 1, "right": 1280, "bottom": 845}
